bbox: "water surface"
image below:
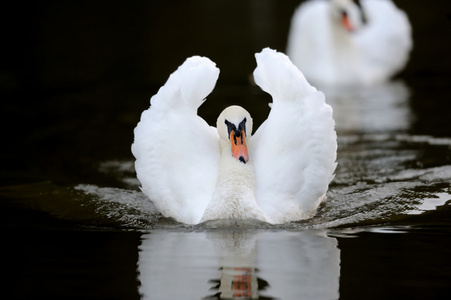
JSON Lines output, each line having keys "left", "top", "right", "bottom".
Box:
{"left": 2, "top": 0, "right": 451, "bottom": 299}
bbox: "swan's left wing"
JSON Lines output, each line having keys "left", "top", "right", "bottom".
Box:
{"left": 250, "top": 48, "right": 337, "bottom": 224}
{"left": 132, "top": 57, "right": 220, "bottom": 224}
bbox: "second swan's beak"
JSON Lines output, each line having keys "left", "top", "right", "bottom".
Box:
{"left": 341, "top": 11, "right": 354, "bottom": 32}
{"left": 230, "top": 129, "right": 249, "bottom": 164}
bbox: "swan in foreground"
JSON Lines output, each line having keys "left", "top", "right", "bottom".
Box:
{"left": 132, "top": 48, "right": 337, "bottom": 224}
{"left": 286, "top": 0, "right": 412, "bottom": 86}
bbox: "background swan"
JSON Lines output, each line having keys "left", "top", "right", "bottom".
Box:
{"left": 132, "top": 48, "right": 337, "bottom": 224}
{"left": 286, "top": 0, "right": 412, "bottom": 86}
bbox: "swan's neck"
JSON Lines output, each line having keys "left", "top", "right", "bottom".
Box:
{"left": 328, "top": 13, "right": 361, "bottom": 83}
{"left": 330, "top": 19, "right": 353, "bottom": 52}
{"left": 200, "top": 139, "right": 266, "bottom": 222}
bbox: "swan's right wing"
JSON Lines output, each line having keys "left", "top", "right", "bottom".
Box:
{"left": 251, "top": 48, "right": 337, "bottom": 224}
{"left": 132, "top": 57, "right": 220, "bottom": 224}
{"left": 356, "top": 0, "right": 412, "bottom": 80}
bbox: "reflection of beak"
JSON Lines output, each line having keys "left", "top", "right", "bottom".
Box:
{"left": 341, "top": 13, "right": 354, "bottom": 32}
{"left": 230, "top": 130, "right": 249, "bottom": 163}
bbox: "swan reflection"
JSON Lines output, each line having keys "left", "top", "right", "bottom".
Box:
{"left": 208, "top": 267, "right": 266, "bottom": 299}
{"left": 321, "top": 81, "right": 412, "bottom": 133}
{"left": 137, "top": 228, "right": 340, "bottom": 299}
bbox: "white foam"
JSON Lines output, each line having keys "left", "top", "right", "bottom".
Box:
{"left": 74, "top": 184, "right": 161, "bottom": 227}
{"left": 407, "top": 192, "right": 451, "bottom": 215}
{"left": 396, "top": 134, "right": 451, "bottom": 146}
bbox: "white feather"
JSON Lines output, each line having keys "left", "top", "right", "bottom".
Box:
{"left": 132, "top": 48, "right": 337, "bottom": 224}
{"left": 286, "top": 0, "right": 412, "bottom": 86}
{"left": 251, "top": 48, "right": 337, "bottom": 223}
{"left": 132, "top": 56, "right": 220, "bottom": 224}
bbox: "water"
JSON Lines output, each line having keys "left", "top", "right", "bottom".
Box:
{"left": 2, "top": 0, "right": 451, "bottom": 299}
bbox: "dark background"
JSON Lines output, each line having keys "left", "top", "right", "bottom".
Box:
{"left": 1, "top": 0, "right": 450, "bottom": 186}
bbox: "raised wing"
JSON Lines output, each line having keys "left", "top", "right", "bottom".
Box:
{"left": 355, "top": 0, "right": 412, "bottom": 82}
{"left": 250, "top": 48, "right": 337, "bottom": 223}
{"left": 132, "top": 56, "right": 220, "bottom": 224}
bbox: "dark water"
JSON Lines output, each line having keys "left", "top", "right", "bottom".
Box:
{"left": 2, "top": 1, "right": 451, "bottom": 299}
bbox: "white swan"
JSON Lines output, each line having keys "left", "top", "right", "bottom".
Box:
{"left": 132, "top": 48, "right": 337, "bottom": 224}
{"left": 286, "top": 0, "right": 412, "bottom": 86}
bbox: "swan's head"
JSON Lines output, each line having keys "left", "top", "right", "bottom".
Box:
{"left": 330, "top": 0, "right": 365, "bottom": 32}
{"left": 217, "top": 105, "right": 253, "bottom": 164}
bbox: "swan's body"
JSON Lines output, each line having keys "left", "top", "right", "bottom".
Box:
{"left": 132, "top": 48, "right": 337, "bottom": 224}
{"left": 286, "top": 0, "right": 412, "bottom": 86}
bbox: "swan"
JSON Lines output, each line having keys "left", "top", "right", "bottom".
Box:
{"left": 131, "top": 48, "right": 337, "bottom": 224}
{"left": 286, "top": 0, "right": 412, "bottom": 86}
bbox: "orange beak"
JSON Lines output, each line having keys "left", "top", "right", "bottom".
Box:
{"left": 341, "top": 14, "right": 354, "bottom": 32}
{"left": 230, "top": 130, "right": 249, "bottom": 163}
